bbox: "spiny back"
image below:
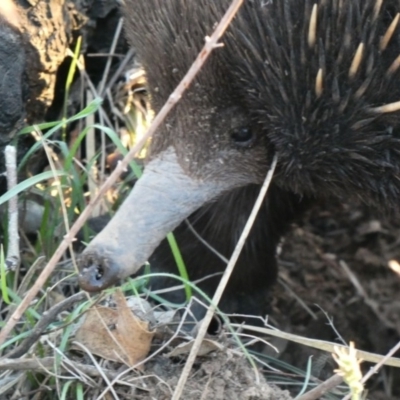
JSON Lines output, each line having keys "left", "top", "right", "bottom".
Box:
{"left": 229, "top": 0, "right": 400, "bottom": 207}
{"left": 124, "top": 0, "right": 400, "bottom": 210}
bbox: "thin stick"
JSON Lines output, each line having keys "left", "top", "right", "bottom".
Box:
{"left": 171, "top": 155, "right": 278, "bottom": 400}
{"left": 97, "top": 17, "right": 124, "bottom": 97}
{"left": 0, "top": 0, "right": 244, "bottom": 348}
{"left": 297, "top": 374, "right": 344, "bottom": 400}
{"left": 5, "top": 292, "right": 87, "bottom": 359}
{"left": 97, "top": 17, "right": 124, "bottom": 183}
{"left": 103, "top": 48, "right": 135, "bottom": 96}
{"left": 0, "top": 356, "right": 120, "bottom": 380}
{"left": 5, "top": 145, "right": 19, "bottom": 270}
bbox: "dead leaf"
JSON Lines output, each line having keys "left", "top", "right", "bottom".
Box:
{"left": 74, "top": 290, "right": 154, "bottom": 367}
{"left": 114, "top": 290, "right": 154, "bottom": 366}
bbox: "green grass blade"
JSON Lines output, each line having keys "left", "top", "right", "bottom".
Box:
{"left": 295, "top": 356, "right": 313, "bottom": 398}
{"left": 166, "top": 233, "right": 191, "bottom": 300}
{"left": 0, "top": 170, "right": 67, "bottom": 206}
{"left": 0, "top": 245, "right": 10, "bottom": 304}
{"left": 18, "top": 99, "right": 102, "bottom": 170}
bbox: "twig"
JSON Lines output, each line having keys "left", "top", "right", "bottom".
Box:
{"left": 0, "top": 356, "right": 121, "bottom": 381}
{"left": 97, "top": 17, "right": 124, "bottom": 184}
{"left": 296, "top": 374, "right": 344, "bottom": 400}
{"left": 1, "top": 258, "right": 46, "bottom": 338}
{"left": 97, "top": 17, "right": 124, "bottom": 97}
{"left": 31, "top": 128, "right": 71, "bottom": 235}
{"left": 103, "top": 48, "right": 135, "bottom": 96}
{"left": 185, "top": 220, "right": 229, "bottom": 264}
{"left": 85, "top": 89, "right": 102, "bottom": 216}
{"left": 71, "top": 341, "right": 119, "bottom": 399}
{"left": 4, "top": 292, "right": 87, "bottom": 359}
{"left": 0, "top": 0, "right": 245, "bottom": 348}
{"left": 339, "top": 260, "right": 393, "bottom": 329}
{"left": 4, "top": 145, "right": 19, "bottom": 271}
{"left": 231, "top": 324, "right": 400, "bottom": 368}
{"left": 171, "top": 154, "right": 278, "bottom": 400}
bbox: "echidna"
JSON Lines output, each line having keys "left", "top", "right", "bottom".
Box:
{"left": 78, "top": 0, "right": 400, "bottom": 312}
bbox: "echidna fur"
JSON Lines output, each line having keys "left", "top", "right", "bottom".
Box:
{"left": 124, "top": 0, "right": 400, "bottom": 208}
{"left": 145, "top": 185, "right": 305, "bottom": 322}
{"left": 79, "top": 0, "right": 400, "bottom": 319}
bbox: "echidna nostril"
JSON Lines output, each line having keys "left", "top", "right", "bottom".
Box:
{"left": 94, "top": 266, "right": 104, "bottom": 281}
{"left": 78, "top": 252, "right": 121, "bottom": 292}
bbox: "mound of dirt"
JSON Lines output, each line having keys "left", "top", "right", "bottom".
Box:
{"left": 273, "top": 198, "right": 400, "bottom": 396}
{"left": 135, "top": 350, "right": 292, "bottom": 400}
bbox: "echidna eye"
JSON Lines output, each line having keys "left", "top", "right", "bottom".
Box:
{"left": 230, "top": 127, "right": 254, "bottom": 147}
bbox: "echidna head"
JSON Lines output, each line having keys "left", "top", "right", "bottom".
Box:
{"left": 231, "top": 0, "right": 400, "bottom": 208}
{"left": 78, "top": 0, "right": 400, "bottom": 291}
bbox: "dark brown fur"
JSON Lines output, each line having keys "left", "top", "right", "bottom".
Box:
{"left": 145, "top": 185, "right": 306, "bottom": 323}
{"left": 124, "top": 0, "right": 400, "bottom": 208}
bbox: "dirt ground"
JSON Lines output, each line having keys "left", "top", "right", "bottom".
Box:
{"left": 134, "top": 350, "right": 292, "bottom": 400}
{"left": 69, "top": 198, "right": 400, "bottom": 399}
{"left": 272, "top": 198, "right": 400, "bottom": 399}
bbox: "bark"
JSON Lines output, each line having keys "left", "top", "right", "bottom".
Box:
{"left": 0, "top": 0, "right": 119, "bottom": 190}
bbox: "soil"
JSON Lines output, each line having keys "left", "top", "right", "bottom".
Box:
{"left": 72, "top": 197, "right": 400, "bottom": 399}
{"left": 71, "top": 198, "right": 400, "bottom": 400}
{"left": 273, "top": 198, "right": 400, "bottom": 398}
{"left": 135, "top": 351, "right": 292, "bottom": 400}
{"left": 130, "top": 198, "right": 400, "bottom": 400}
